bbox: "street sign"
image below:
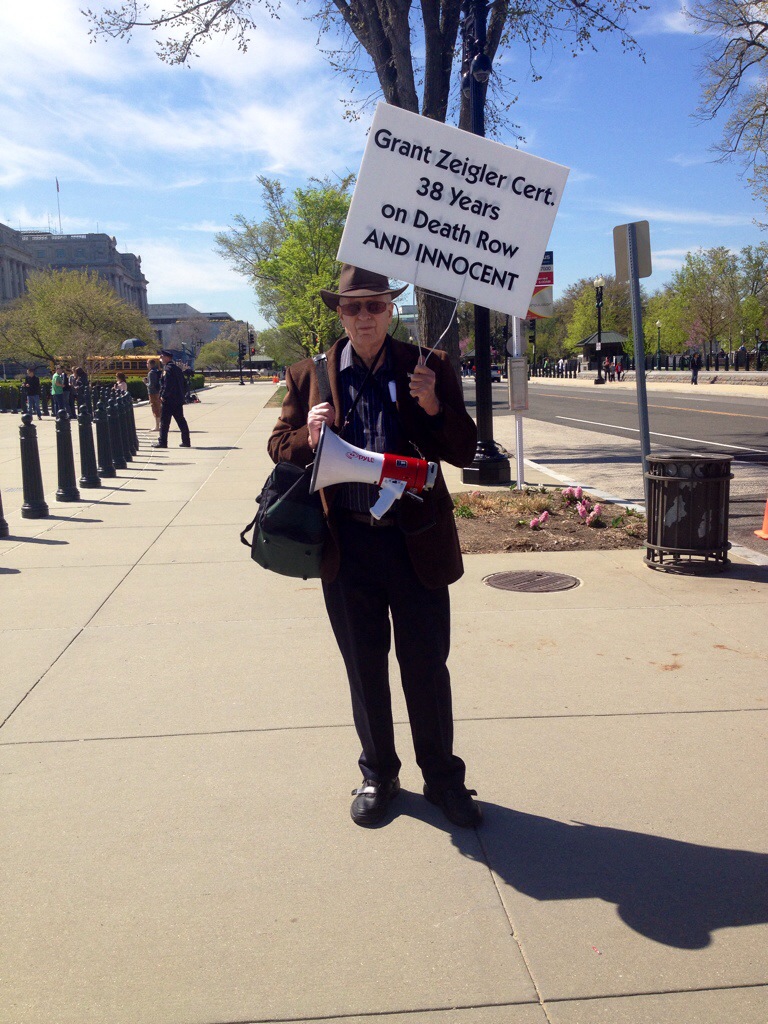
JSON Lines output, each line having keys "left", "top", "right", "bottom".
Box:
{"left": 613, "top": 221, "right": 652, "bottom": 282}
{"left": 338, "top": 103, "right": 569, "bottom": 318}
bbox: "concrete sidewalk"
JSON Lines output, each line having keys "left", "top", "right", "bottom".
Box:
{"left": 1, "top": 384, "right": 766, "bottom": 1024}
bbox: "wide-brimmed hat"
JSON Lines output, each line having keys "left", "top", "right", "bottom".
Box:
{"left": 320, "top": 264, "right": 407, "bottom": 311}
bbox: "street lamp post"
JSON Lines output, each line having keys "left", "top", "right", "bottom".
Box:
{"left": 460, "top": 0, "right": 510, "bottom": 484}
{"left": 593, "top": 276, "right": 605, "bottom": 384}
{"left": 656, "top": 320, "right": 661, "bottom": 370}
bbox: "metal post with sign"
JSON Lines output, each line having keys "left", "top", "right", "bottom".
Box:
{"left": 613, "top": 220, "right": 652, "bottom": 498}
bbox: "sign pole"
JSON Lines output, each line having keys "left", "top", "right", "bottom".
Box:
{"left": 626, "top": 223, "right": 651, "bottom": 502}
{"left": 460, "top": 0, "right": 510, "bottom": 485}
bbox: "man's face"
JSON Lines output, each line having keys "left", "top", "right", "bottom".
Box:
{"left": 338, "top": 297, "right": 393, "bottom": 353}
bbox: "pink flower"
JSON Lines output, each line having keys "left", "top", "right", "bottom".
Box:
{"left": 577, "top": 502, "right": 590, "bottom": 519}
{"left": 530, "top": 517, "right": 540, "bottom": 529}
{"left": 575, "top": 486, "right": 583, "bottom": 500}
{"left": 539, "top": 510, "right": 549, "bottom": 523}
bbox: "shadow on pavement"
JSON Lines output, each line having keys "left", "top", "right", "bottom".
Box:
{"left": 1, "top": 535, "right": 68, "bottom": 545}
{"left": 387, "top": 794, "right": 767, "bottom": 950}
{"left": 455, "top": 806, "right": 768, "bottom": 950}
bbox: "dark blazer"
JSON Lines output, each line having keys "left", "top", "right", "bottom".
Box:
{"left": 268, "top": 336, "right": 477, "bottom": 589}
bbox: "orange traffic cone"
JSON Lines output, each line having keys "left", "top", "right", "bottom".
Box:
{"left": 755, "top": 497, "right": 768, "bottom": 540}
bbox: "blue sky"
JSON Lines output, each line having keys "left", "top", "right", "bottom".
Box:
{"left": 0, "top": 1, "right": 762, "bottom": 327}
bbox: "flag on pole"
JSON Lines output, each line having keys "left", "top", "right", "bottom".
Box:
{"left": 56, "top": 178, "right": 60, "bottom": 192}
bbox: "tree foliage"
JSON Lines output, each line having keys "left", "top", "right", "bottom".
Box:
{"left": 0, "top": 268, "right": 155, "bottom": 369}
{"left": 83, "top": 0, "right": 648, "bottom": 365}
{"left": 197, "top": 320, "right": 255, "bottom": 370}
{"left": 687, "top": 1, "right": 768, "bottom": 216}
{"left": 215, "top": 176, "right": 353, "bottom": 362}
{"left": 564, "top": 276, "right": 634, "bottom": 352}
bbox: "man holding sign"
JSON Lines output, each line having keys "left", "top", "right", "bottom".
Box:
{"left": 269, "top": 264, "right": 481, "bottom": 829}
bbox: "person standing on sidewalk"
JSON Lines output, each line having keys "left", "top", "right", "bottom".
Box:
{"left": 23, "top": 368, "right": 42, "bottom": 419}
{"left": 145, "top": 357, "right": 162, "bottom": 431}
{"left": 269, "top": 264, "right": 481, "bottom": 830}
{"left": 152, "top": 350, "right": 191, "bottom": 448}
{"left": 691, "top": 350, "right": 702, "bottom": 385}
{"left": 50, "top": 365, "right": 67, "bottom": 418}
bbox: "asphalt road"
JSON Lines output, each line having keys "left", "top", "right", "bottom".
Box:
{"left": 461, "top": 377, "right": 768, "bottom": 557}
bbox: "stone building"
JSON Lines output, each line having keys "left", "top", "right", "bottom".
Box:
{"left": 0, "top": 223, "right": 38, "bottom": 304}
{"left": 148, "top": 303, "right": 235, "bottom": 359}
{"left": 0, "top": 222, "right": 149, "bottom": 313}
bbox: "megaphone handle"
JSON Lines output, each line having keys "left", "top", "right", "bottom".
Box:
{"left": 370, "top": 478, "right": 407, "bottom": 519}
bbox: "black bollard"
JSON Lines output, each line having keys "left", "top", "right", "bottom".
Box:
{"left": 126, "top": 392, "right": 139, "bottom": 453}
{"left": 41, "top": 384, "right": 50, "bottom": 417}
{"left": 122, "top": 392, "right": 137, "bottom": 457}
{"left": 94, "top": 400, "right": 116, "bottom": 478}
{"left": 117, "top": 392, "right": 133, "bottom": 462}
{"left": 19, "top": 414, "right": 49, "bottom": 518}
{"left": 55, "top": 410, "right": 80, "bottom": 502}
{"left": 77, "top": 403, "right": 101, "bottom": 488}
{"left": 107, "top": 394, "right": 127, "bottom": 470}
{"left": 0, "top": 487, "right": 9, "bottom": 537}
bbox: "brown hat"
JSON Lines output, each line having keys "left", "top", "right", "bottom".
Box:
{"left": 320, "top": 263, "right": 407, "bottom": 311}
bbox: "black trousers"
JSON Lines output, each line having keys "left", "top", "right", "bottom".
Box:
{"left": 159, "top": 400, "right": 190, "bottom": 445}
{"left": 322, "top": 519, "right": 466, "bottom": 791}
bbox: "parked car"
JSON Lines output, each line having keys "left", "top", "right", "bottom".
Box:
{"left": 490, "top": 364, "right": 502, "bottom": 383}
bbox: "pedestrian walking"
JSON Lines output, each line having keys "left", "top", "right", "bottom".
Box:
{"left": 145, "top": 357, "right": 162, "bottom": 431}
{"left": 152, "top": 350, "right": 191, "bottom": 448}
{"left": 23, "top": 368, "right": 42, "bottom": 419}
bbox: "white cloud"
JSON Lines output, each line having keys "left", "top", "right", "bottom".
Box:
{"left": 599, "top": 202, "right": 753, "bottom": 228}
{"left": 136, "top": 238, "right": 245, "bottom": 295}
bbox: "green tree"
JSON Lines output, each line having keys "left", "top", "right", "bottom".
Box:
{"left": 215, "top": 176, "right": 354, "bottom": 362}
{"left": 84, "top": 0, "right": 647, "bottom": 365}
{"left": 0, "top": 268, "right": 154, "bottom": 369}
{"left": 564, "top": 276, "right": 634, "bottom": 353}
{"left": 670, "top": 247, "right": 739, "bottom": 359}
{"left": 197, "top": 321, "right": 246, "bottom": 371}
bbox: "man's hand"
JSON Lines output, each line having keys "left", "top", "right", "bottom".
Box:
{"left": 308, "top": 402, "right": 335, "bottom": 449}
{"left": 409, "top": 361, "right": 441, "bottom": 417}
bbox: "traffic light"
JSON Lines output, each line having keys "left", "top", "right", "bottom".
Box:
{"left": 238, "top": 341, "right": 246, "bottom": 360}
{"left": 250, "top": 347, "right": 256, "bottom": 356}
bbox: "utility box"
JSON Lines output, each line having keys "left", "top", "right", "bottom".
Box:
{"left": 507, "top": 357, "right": 529, "bottom": 411}
{"left": 644, "top": 454, "right": 732, "bottom": 573}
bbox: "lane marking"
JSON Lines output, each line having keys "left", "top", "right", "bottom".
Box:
{"left": 528, "top": 388, "right": 768, "bottom": 420}
{"left": 555, "top": 416, "right": 768, "bottom": 454}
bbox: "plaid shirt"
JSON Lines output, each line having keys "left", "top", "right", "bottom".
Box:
{"left": 337, "top": 339, "right": 401, "bottom": 515}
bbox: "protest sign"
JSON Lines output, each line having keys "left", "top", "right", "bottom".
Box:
{"left": 338, "top": 103, "right": 569, "bottom": 318}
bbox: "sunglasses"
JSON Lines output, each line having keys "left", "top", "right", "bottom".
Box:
{"left": 338, "top": 300, "right": 390, "bottom": 316}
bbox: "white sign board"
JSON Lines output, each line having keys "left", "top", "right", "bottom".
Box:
{"left": 338, "top": 104, "right": 569, "bottom": 318}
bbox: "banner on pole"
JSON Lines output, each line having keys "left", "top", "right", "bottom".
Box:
{"left": 338, "top": 104, "right": 569, "bottom": 319}
{"left": 526, "top": 250, "right": 554, "bottom": 319}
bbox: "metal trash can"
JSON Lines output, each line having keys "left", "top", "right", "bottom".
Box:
{"left": 645, "top": 454, "right": 733, "bottom": 573}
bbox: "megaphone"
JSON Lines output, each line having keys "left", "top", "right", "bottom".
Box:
{"left": 309, "top": 423, "right": 438, "bottom": 519}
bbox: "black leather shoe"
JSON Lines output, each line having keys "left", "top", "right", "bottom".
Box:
{"left": 179, "top": 443, "right": 191, "bottom": 448}
{"left": 151, "top": 442, "right": 167, "bottom": 448}
{"left": 424, "top": 783, "right": 482, "bottom": 827}
{"left": 350, "top": 777, "right": 400, "bottom": 827}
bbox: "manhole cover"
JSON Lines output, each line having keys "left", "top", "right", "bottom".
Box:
{"left": 483, "top": 570, "right": 581, "bottom": 593}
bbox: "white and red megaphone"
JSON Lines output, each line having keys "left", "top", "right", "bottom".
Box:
{"left": 309, "top": 423, "right": 438, "bottom": 519}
